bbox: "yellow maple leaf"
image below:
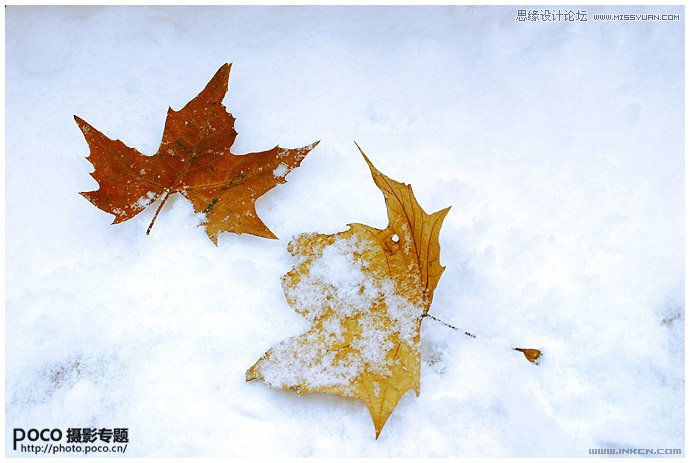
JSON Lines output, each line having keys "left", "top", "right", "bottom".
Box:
{"left": 246, "top": 144, "right": 450, "bottom": 438}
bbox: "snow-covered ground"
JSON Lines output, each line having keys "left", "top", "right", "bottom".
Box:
{"left": 5, "top": 5, "right": 684, "bottom": 457}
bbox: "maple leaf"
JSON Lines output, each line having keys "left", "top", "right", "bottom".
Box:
{"left": 246, "top": 144, "right": 450, "bottom": 438}
{"left": 76, "top": 63, "right": 318, "bottom": 243}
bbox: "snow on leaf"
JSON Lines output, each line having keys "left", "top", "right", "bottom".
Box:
{"left": 246, "top": 144, "right": 451, "bottom": 438}
{"left": 76, "top": 63, "right": 319, "bottom": 243}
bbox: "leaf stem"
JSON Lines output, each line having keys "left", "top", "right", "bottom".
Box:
{"left": 146, "top": 190, "right": 172, "bottom": 235}
{"left": 423, "top": 313, "right": 476, "bottom": 338}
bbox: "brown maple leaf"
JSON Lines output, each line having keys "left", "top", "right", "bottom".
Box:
{"left": 246, "top": 144, "right": 450, "bottom": 438}
{"left": 76, "top": 63, "right": 318, "bottom": 243}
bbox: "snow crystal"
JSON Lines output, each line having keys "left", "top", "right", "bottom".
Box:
{"left": 285, "top": 234, "right": 379, "bottom": 322}
{"left": 382, "top": 280, "right": 423, "bottom": 345}
{"left": 135, "top": 191, "right": 157, "bottom": 208}
{"left": 259, "top": 330, "right": 362, "bottom": 391}
{"left": 273, "top": 162, "right": 289, "bottom": 179}
{"left": 321, "top": 315, "right": 344, "bottom": 339}
{"left": 350, "top": 312, "right": 395, "bottom": 376}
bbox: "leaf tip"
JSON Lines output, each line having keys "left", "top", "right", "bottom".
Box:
{"left": 79, "top": 191, "right": 92, "bottom": 202}
{"left": 354, "top": 142, "right": 378, "bottom": 177}
{"left": 216, "top": 63, "right": 232, "bottom": 85}
{"left": 353, "top": 140, "right": 367, "bottom": 158}
{"left": 246, "top": 361, "right": 264, "bottom": 382}
{"left": 74, "top": 115, "right": 91, "bottom": 133}
{"left": 197, "top": 63, "right": 232, "bottom": 104}
{"left": 218, "top": 62, "right": 232, "bottom": 75}
{"left": 264, "top": 229, "right": 279, "bottom": 240}
{"left": 203, "top": 227, "right": 220, "bottom": 246}
{"left": 435, "top": 205, "right": 452, "bottom": 223}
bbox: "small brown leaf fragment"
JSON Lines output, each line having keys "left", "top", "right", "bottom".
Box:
{"left": 514, "top": 347, "right": 542, "bottom": 364}
{"left": 76, "top": 63, "right": 318, "bottom": 243}
{"left": 247, "top": 145, "right": 451, "bottom": 438}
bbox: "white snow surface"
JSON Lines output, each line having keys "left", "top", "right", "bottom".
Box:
{"left": 5, "top": 5, "right": 684, "bottom": 458}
